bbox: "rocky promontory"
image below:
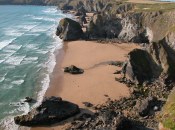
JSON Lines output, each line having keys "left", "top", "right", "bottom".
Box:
{"left": 56, "top": 18, "right": 84, "bottom": 41}
{"left": 14, "top": 97, "right": 80, "bottom": 126}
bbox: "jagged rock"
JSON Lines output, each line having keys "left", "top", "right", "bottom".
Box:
{"left": 24, "top": 97, "right": 36, "bottom": 103}
{"left": 100, "top": 110, "right": 118, "bottom": 124}
{"left": 109, "top": 61, "right": 124, "bottom": 67}
{"left": 148, "top": 38, "right": 175, "bottom": 83}
{"left": 123, "top": 49, "right": 161, "bottom": 84}
{"left": 64, "top": 65, "right": 84, "bottom": 74}
{"left": 114, "top": 70, "right": 121, "bottom": 74}
{"left": 14, "top": 97, "right": 80, "bottom": 126}
{"left": 56, "top": 18, "right": 84, "bottom": 41}
{"left": 86, "top": 13, "right": 122, "bottom": 39}
{"left": 82, "top": 102, "right": 93, "bottom": 107}
{"left": 75, "top": 6, "right": 86, "bottom": 16}
{"left": 79, "top": 15, "right": 87, "bottom": 27}
{"left": 137, "top": 97, "right": 161, "bottom": 117}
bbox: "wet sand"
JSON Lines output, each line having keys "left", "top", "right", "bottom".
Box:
{"left": 31, "top": 40, "right": 139, "bottom": 130}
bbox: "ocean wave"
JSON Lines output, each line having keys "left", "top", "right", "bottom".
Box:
{"left": 30, "top": 26, "right": 50, "bottom": 33}
{"left": 24, "top": 57, "right": 38, "bottom": 61}
{"left": 24, "top": 33, "right": 40, "bottom": 36}
{"left": 32, "top": 16, "right": 56, "bottom": 22}
{"left": 20, "top": 57, "right": 38, "bottom": 65}
{"left": 4, "top": 55, "right": 26, "bottom": 66}
{"left": 35, "top": 50, "right": 48, "bottom": 54}
{"left": 4, "top": 29, "right": 24, "bottom": 37}
{"left": 1, "top": 84, "right": 13, "bottom": 89}
{"left": 0, "top": 102, "right": 30, "bottom": 130}
{"left": 0, "top": 117, "right": 19, "bottom": 130}
{"left": 0, "top": 76, "right": 5, "bottom": 82}
{"left": 42, "top": 7, "right": 58, "bottom": 14}
{"left": 0, "top": 60, "right": 5, "bottom": 64}
{"left": 0, "top": 38, "right": 16, "bottom": 50}
{"left": 5, "top": 45, "right": 22, "bottom": 51}
{"left": 25, "top": 44, "right": 38, "bottom": 50}
{"left": 11, "top": 80, "right": 24, "bottom": 85}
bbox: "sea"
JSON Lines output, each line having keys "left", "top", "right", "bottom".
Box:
{"left": 0, "top": 5, "right": 71, "bottom": 130}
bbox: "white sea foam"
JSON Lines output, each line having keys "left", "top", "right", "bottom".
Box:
{"left": 21, "top": 57, "right": 38, "bottom": 64}
{"left": 24, "top": 33, "right": 40, "bottom": 36}
{"left": 0, "top": 60, "right": 5, "bottom": 64}
{"left": 0, "top": 38, "right": 16, "bottom": 50}
{"left": 0, "top": 102, "right": 30, "bottom": 130}
{"left": 4, "top": 29, "right": 24, "bottom": 37}
{"left": 32, "top": 16, "right": 56, "bottom": 22}
{"left": 35, "top": 50, "right": 48, "bottom": 54}
{"left": 12, "top": 80, "right": 24, "bottom": 85}
{"left": 25, "top": 44, "right": 38, "bottom": 50}
{"left": 32, "top": 35, "right": 63, "bottom": 109}
{"left": 24, "top": 57, "right": 38, "bottom": 61}
{"left": 5, "top": 45, "right": 22, "bottom": 50}
{"left": 2, "top": 84, "right": 13, "bottom": 89}
{"left": 5, "top": 55, "right": 26, "bottom": 66}
{"left": 30, "top": 26, "right": 50, "bottom": 33}
{"left": 23, "top": 25, "right": 36, "bottom": 31}
{"left": 42, "top": 7, "right": 58, "bottom": 14}
{"left": 0, "top": 76, "right": 5, "bottom": 82}
{"left": 3, "top": 49, "right": 16, "bottom": 53}
{"left": 0, "top": 117, "right": 19, "bottom": 130}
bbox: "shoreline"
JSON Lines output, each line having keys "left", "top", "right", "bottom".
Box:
{"left": 31, "top": 40, "right": 139, "bottom": 130}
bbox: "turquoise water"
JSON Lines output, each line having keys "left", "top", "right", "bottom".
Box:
{"left": 0, "top": 5, "right": 70, "bottom": 129}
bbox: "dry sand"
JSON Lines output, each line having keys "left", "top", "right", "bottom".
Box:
{"left": 31, "top": 40, "right": 139, "bottom": 130}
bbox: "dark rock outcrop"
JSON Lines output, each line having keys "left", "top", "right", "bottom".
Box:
{"left": 24, "top": 97, "right": 36, "bottom": 103}
{"left": 14, "top": 97, "right": 80, "bottom": 126}
{"left": 86, "top": 13, "right": 122, "bottom": 39}
{"left": 137, "top": 97, "right": 161, "bottom": 117}
{"left": 56, "top": 18, "right": 84, "bottom": 41}
{"left": 64, "top": 65, "right": 84, "bottom": 74}
{"left": 122, "top": 49, "right": 161, "bottom": 84}
{"left": 79, "top": 15, "right": 87, "bottom": 27}
{"left": 148, "top": 37, "right": 175, "bottom": 83}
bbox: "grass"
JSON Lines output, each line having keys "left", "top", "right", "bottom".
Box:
{"left": 133, "top": 3, "right": 175, "bottom": 12}
{"left": 161, "top": 89, "right": 175, "bottom": 130}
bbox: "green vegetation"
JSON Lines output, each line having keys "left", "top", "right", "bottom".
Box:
{"left": 161, "top": 100, "right": 175, "bottom": 129}
{"left": 133, "top": 3, "right": 175, "bottom": 12}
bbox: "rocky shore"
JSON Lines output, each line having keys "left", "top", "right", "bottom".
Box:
{"left": 13, "top": 0, "right": 175, "bottom": 130}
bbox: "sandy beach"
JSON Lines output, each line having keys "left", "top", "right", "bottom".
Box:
{"left": 31, "top": 40, "right": 139, "bottom": 130}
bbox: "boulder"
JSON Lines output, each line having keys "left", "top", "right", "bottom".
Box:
{"left": 64, "top": 65, "right": 84, "bottom": 74}
{"left": 56, "top": 18, "right": 84, "bottom": 41}
{"left": 14, "top": 97, "right": 80, "bottom": 126}
{"left": 82, "top": 102, "right": 93, "bottom": 107}
{"left": 24, "top": 97, "right": 36, "bottom": 103}
{"left": 137, "top": 97, "right": 161, "bottom": 117}
{"left": 122, "top": 49, "right": 161, "bottom": 84}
